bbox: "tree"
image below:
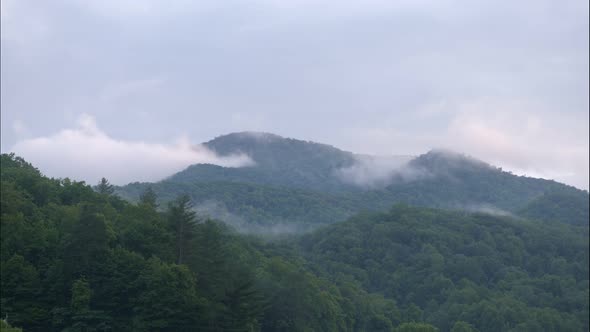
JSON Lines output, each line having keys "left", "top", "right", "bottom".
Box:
{"left": 168, "top": 194, "right": 197, "bottom": 265}
{"left": 96, "top": 178, "right": 114, "bottom": 195}
{"left": 139, "top": 186, "right": 158, "bottom": 209}
{"left": 0, "top": 255, "right": 48, "bottom": 329}
{"left": 132, "top": 258, "right": 203, "bottom": 330}
{"left": 63, "top": 203, "right": 112, "bottom": 279}
{"left": 220, "top": 275, "right": 267, "bottom": 331}
{"left": 67, "top": 278, "right": 111, "bottom": 331}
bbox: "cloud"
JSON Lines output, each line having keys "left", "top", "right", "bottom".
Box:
{"left": 9, "top": 114, "right": 254, "bottom": 185}
{"left": 1, "top": 0, "right": 587, "bottom": 191}
{"left": 340, "top": 97, "right": 589, "bottom": 190}
{"left": 460, "top": 203, "right": 514, "bottom": 217}
{"left": 335, "top": 155, "right": 423, "bottom": 188}
{"left": 194, "top": 200, "right": 315, "bottom": 235}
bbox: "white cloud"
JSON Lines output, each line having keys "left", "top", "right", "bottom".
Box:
{"left": 9, "top": 114, "right": 254, "bottom": 185}
{"left": 340, "top": 97, "right": 589, "bottom": 190}
{"left": 335, "top": 155, "right": 417, "bottom": 188}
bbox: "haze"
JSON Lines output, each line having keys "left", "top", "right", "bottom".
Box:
{"left": 1, "top": 0, "right": 588, "bottom": 189}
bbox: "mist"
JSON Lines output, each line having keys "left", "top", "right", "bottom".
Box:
{"left": 193, "top": 200, "right": 317, "bottom": 235}
{"left": 460, "top": 203, "right": 515, "bottom": 217}
{"left": 335, "top": 154, "right": 429, "bottom": 188}
{"left": 8, "top": 114, "right": 254, "bottom": 185}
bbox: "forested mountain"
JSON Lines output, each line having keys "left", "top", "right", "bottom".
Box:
{"left": 298, "top": 205, "right": 589, "bottom": 331}
{"left": 116, "top": 133, "right": 588, "bottom": 229}
{"left": 168, "top": 132, "right": 360, "bottom": 192}
{"left": 0, "top": 154, "right": 406, "bottom": 331}
{"left": 1, "top": 153, "right": 588, "bottom": 331}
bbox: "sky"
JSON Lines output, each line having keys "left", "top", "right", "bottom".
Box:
{"left": 1, "top": 0, "right": 588, "bottom": 189}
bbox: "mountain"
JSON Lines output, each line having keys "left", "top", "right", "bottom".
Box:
{"left": 115, "top": 132, "right": 588, "bottom": 229}
{"left": 2, "top": 153, "right": 588, "bottom": 331}
{"left": 168, "top": 132, "right": 360, "bottom": 192}
{"left": 378, "top": 149, "right": 585, "bottom": 212}
{"left": 518, "top": 190, "right": 590, "bottom": 226}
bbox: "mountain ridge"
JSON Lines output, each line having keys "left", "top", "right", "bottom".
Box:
{"left": 115, "top": 132, "right": 588, "bottom": 229}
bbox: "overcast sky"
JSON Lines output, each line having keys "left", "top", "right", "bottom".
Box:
{"left": 1, "top": 0, "right": 588, "bottom": 189}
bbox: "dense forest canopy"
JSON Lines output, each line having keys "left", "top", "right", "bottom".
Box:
{"left": 1, "top": 143, "right": 588, "bottom": 331}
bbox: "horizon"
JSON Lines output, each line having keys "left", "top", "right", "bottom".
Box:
{"left": 4, "top": 126, "right": 588, "bottom": 191}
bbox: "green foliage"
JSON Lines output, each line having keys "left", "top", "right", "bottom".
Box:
{"left": 298, "top": 205, "right": 589, "bottom": 332}
{"left": 95, "top": 177, "right": 114, "bottom": 195}
{"left": 167, "top": 194, "right": 197, "bottom": 264}
{"left": 2, "top": 154, "right": 399, "bottom": 331}
{"left": 116, "top": 140, "right": 588, "bottom": 230}
{"left": 518, "top": 190, "right": 589, "bottom": 225}
{"left": 138, "top": 186, "right": 158, "bottom": 209}
{"left": 1, "top": 153, "right": 588, "bottom": 332}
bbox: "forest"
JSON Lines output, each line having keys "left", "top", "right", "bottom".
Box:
{"left": 117, "top": 134, "right": 588, "bottom": 229}
{"left": 1, "top": 152, "right": 588, "bottom": 331}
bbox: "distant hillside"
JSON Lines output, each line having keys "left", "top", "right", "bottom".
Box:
{"left": 518, "top": 190, "right": 590, "bottom": 226}
{"left": 116, "top": 133, "right": 588, "bottom": 228}
{"left": 297, "top": 205, "right": 589, "bottom": 331}
{"left": 379, "top": 150, "right": 585, "bottom": 212}
{"left": 168, "top": 132, "right": 359, "bottom": 193}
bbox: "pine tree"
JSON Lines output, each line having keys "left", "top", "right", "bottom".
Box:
{"left": 139, "top": 186, "right": 158, "bottom": 209}
{"left": 96, "top": 178, "right": 114, "bottom": 195}
{"left": 167, "top": 194, "right": 197, "bottom": 265}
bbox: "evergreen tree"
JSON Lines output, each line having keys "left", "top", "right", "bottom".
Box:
{"left": 96, "top": 178, "right": 114, "bottom": 195}
{"left": 63, "top": 203, "right": 112, "bottom": 279}
{"left": 167, "top": 194, "right": 197, "bottom": 265}
{"left": 139, "top": 186, "right": 158, "bottom": 209}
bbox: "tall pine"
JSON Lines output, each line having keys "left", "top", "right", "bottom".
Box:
{"left": 167, "top": 194, "right": 197, "bottom": 265}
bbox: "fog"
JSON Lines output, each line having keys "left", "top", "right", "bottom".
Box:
{"left": 335, "top": 155, "right": 425, "bottom": 188}
{"left": 10, "top": 114, "right": 254, "bottom": 185}
{"left": 193, "top": 200, "right": 316, "bottom": 235}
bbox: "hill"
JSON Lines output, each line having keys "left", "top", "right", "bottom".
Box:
{"left": 298, "top": 205, "right": 590, "bottom": 331}
{"left": 2, "top": 153, "right": 588, "bottom": 331}
{"left": 116, "top": 133, "right": 588, "bottom": 228}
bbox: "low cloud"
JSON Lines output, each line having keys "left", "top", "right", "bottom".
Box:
{"left": 335, "top": 155, "right": 425, "bottom": 188}
{"left": 341, "top": 97, "right": 589, "bottom": 190}
{"left": 9, "top": 114, "right": 254, "bottom": 185}
{"left": 194, "top": 200, "right": 314, "bottom": 235}
{"left": 460, "top": 203, "right": 514, "bottom": 217}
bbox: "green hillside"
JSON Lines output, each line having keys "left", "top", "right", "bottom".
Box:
{"left": 116, "top": 133, "right": 588, "bottom": 228}
{"left": 1, "top": 153, "right": 588, "bottom": 331}
{"left": 298, "top": 205, "right": 589, "bottom": 331}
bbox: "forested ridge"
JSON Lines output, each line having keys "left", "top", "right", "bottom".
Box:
{"left": 1, "top": 151, "right": 588, "bottom": 331}
{"left": 117, "top": 133, "right": 588, "bottom": 229}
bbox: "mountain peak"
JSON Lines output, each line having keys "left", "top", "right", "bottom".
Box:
{"left": 409, "top": 148, "right": 495, "bottom": 173}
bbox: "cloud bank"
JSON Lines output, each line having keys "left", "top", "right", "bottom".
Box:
{"left": 9, "top": 114, "right": 254, "bottom": 185}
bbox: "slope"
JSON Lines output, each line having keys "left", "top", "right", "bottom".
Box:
{"left": 298, "top": 204, "right": 590, "bottom": 331}
{"left": 116, "top": 133, "right": 588, "bottom": 228}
